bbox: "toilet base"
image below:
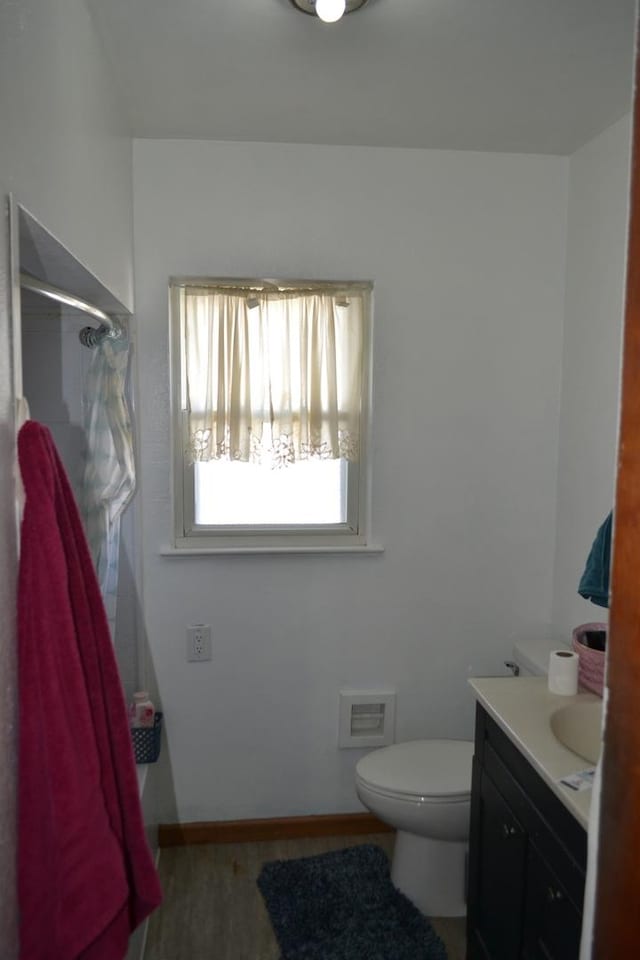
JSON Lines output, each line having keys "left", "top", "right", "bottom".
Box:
{"left": 391, "top": 830, "right": 467, "bottom": 917}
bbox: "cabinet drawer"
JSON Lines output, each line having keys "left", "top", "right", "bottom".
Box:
{"left": 522, "top": 842, "right": 583, "bottom": 960}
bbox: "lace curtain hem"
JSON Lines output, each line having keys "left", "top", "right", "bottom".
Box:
{"left": 188, "top": 427, "right": 359, "bottom": 466}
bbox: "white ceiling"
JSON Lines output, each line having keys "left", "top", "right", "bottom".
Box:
{"left": 89, "top": 0, "right": 636, "bottom": 155}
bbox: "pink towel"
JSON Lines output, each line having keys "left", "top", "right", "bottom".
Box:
{"left": 17, "top": 421, "right": 162, "bottom": 960}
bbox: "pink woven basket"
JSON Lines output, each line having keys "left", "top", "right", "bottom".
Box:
{"left": 572, "top": 622, "right": 607, "bottom": 697}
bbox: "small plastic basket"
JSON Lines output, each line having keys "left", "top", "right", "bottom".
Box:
{"left": 131, "top": 712, "right": 163, "bottom": 764}
{"left": 572, "top": 624, "right": 606, "bottom": 697}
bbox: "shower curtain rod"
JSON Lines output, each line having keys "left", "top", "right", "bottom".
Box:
{"left": 20, "top": 272, "right": 117, "bottom": 335}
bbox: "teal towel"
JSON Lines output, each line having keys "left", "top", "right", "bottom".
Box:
{"left": 578, "top": 512, "right": 612, "bottom": 608}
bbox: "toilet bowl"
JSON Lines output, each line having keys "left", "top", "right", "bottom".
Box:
{"left": 355, "top": 738, "right": 473, "bottom": 917}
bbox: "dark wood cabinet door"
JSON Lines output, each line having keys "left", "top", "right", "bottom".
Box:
{"left": 468, "top": 708, "right": 587, "bottom": 960}
{"left": 522, "top": 842, "right": 582, "bottom": 960}
{"left": 471, "top": 770, "right": 528, "bottom": 960}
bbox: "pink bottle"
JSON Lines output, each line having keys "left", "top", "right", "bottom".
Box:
{"left": 129, "top": 691, "right": 155, "bottom": 728}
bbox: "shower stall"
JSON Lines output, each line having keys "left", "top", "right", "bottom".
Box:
{"left": 14, "top": 200, "right": 143, "bottom": 702}
{"left": 19, "top": 276, "right": 140, "bottom": 702}
{"left": 11, "top": 201, "right": 161, "bottom": 960}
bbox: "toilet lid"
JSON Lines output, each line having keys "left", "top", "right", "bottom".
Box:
{"left": 356, "top": 739, "right": 474, "bottom": 800}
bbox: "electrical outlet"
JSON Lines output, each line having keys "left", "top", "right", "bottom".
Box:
{"left": 187, "top": 624, "right": 212, "bottom": 661}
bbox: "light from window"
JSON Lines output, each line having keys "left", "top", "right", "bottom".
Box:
{"left": 194, "top": 458, "right": 347, "bottom": 526}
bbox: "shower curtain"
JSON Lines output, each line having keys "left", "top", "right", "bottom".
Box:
{"left": 82, "top": 322, "right": 135, "bottom": 636}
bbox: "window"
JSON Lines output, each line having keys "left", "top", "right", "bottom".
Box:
{"left": 170, "top": 279, "right": 372, "bottom": 550}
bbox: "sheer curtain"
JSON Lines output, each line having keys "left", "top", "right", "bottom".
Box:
{"left": 82, "top": 323, "right": 136, "bottom": 634}
{"left": 181, "top": 285, "right": 365, "bottom": 467}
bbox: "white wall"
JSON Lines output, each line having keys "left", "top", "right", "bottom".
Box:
{"left": 133, "top": 139, "right": 568, "bottom": 822}
{"left": 0, "top": 0, "right": 134, "bottom": 309}
{"left": 551, "top": 117, "right": 632, "bottom": 636}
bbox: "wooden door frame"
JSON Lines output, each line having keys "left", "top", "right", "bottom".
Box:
{"left": 594, "top": 22, "right": 640, "bottom": 958}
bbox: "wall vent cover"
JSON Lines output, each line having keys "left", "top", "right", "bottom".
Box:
{"left": 338, "top": 690, "right": 396, "bottom": 748}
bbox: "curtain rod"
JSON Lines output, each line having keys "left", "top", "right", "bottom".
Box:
{"left": 20, "top": 272, "right": 115, "bottom": 328}
{"left": 19, "top": 272, "right": 122, "bottom": 348}
{"left": 170, "top": 277, "right": 372, "bottom": 293}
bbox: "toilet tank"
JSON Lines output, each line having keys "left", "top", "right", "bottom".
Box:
{"left": 512, "top": 634, "right": 571, "bottom": 676}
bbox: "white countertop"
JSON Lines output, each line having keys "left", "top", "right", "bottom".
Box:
{"left": 469, "top": 676, "right": 602, "bottom": 830}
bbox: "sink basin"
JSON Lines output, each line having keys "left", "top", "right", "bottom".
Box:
{"left": 550, "top": 699, "right": 603, "bottom": 764}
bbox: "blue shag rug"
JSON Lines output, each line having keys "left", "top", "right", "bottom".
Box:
{"left": 257, "top": 843, "right": 448, "bottom": 960}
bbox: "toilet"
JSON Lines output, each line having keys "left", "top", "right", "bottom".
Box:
{"left": 355, "top": 636, "right": 564, "bottom": 917}
{"left": 509, "top": 632, "right": 570, "bottom": 677}
{"left": 355, "top": 738, "right": 473, "bottom": 917}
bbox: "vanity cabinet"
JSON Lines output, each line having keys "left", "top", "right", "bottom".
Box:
{"left": 467, "top": 704, "right": 587, "bottom": 960}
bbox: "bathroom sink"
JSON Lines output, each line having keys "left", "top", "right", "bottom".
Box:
{"left": 550, "top": 699, "right": 603, "bottom": 765}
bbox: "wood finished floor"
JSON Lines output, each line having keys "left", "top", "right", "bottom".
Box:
{"left": 144, "top": 833, "right": 466, "bottom": 960}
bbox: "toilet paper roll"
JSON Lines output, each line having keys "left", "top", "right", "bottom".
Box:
{"left": 548, "top": 649, "right": 579, "bottom": 696}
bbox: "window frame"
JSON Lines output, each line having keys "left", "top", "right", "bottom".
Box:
{"left": 169, "top": 277, "right": 374, "bottom": 552}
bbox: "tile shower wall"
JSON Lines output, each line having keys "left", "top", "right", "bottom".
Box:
{"left": 21, "top": 300, "right": 140, "bottom": 700}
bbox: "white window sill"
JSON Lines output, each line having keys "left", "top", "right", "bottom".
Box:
{"left": 159, "top": 543, "right": 385, "bottom": 557}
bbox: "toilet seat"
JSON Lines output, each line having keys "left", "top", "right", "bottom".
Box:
{"left": 355, "top": 739, "right": 473, "bottom": 803}
{"left": 356, "top": 778, "right": 470, "bottom": 805}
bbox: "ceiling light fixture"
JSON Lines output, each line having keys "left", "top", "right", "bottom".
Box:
{"left": 316, "top": 0, "right": 346, "bottom": 23}
{"left": 289, "top": 0, "right": 369, "bottom": 24}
